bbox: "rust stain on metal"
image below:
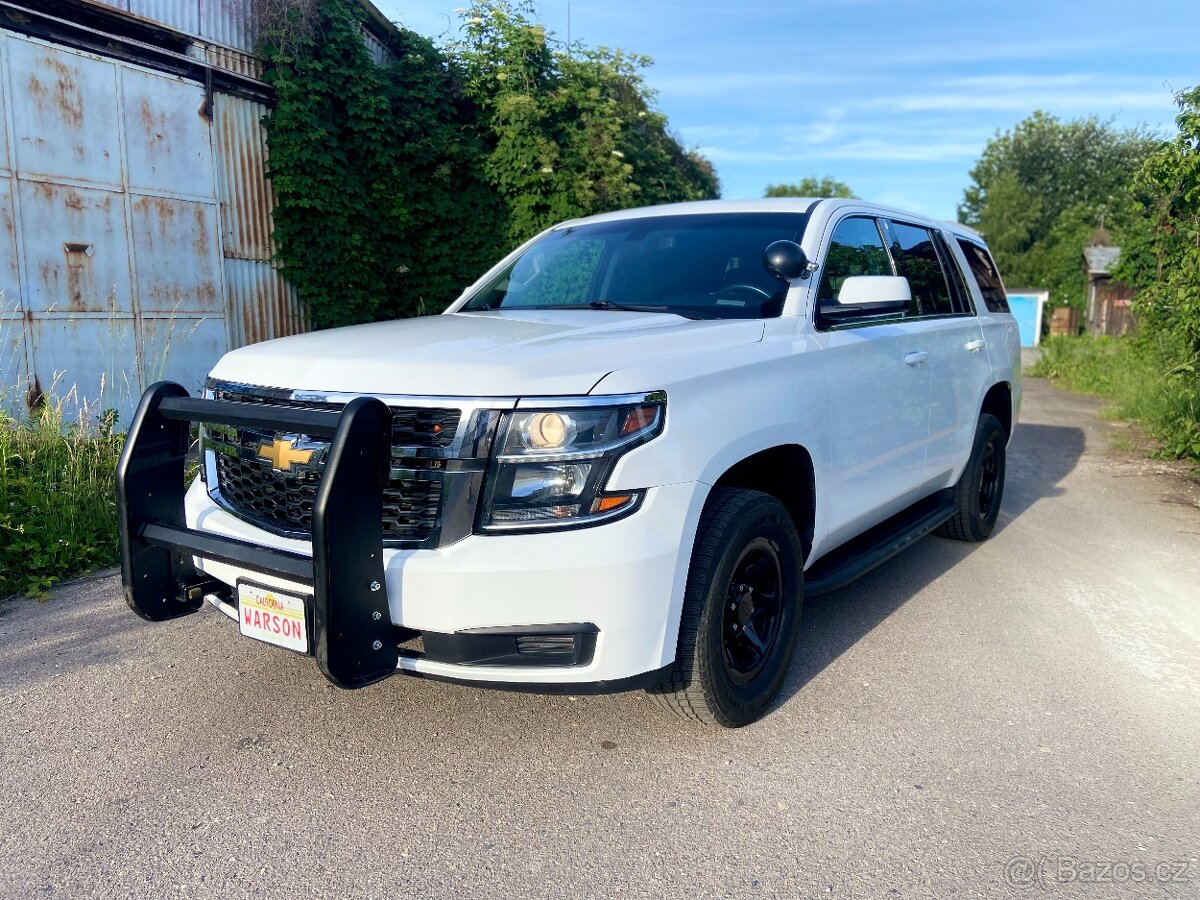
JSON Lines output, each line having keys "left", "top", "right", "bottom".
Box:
{"left": 25, "top": 374, "right": 44, "bottom": 412}
{"left": 27, "top": 58, "right": 85, "bottom": 128}
{"left": 193, "top": 205, "right": 208, "bottom": 258}
{"left": 63, "top": 242, "right": 96, "bottom": 311}
{"left": 140, "top": 99, "right": 167, "bottom": 145}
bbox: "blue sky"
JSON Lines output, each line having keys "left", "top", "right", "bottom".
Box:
{"left": 376, "top": 1, "right": 1197, "bottom": 221}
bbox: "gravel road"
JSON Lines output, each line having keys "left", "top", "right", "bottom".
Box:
{"left": 2, "top": 376, "right": 1198, "bottom": 900}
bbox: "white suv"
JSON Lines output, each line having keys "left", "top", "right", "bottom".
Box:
{"left": 116, "top": 198, "right": 1019, "bottom": 727}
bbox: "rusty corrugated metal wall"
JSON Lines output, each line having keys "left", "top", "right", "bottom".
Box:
{"left": 0, "top": 31, "right": 227, "bottom": 419}
{"left": 213, "top": 91, "right": 305, "bottom": 347}
{"left": 95, "top": 0, "right": 254, "bottom": 51}
{"left": 0, "top": 0, "right": 352, "bottom": 421}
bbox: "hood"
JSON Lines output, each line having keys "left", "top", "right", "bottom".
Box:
{"left": 210, "top": 310, "right": 766, "bottom": 397}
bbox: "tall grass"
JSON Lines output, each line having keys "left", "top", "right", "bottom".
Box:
{"left": 0, "top": 396, "right": 123, "bottom": 599}
{"left": 1032, "top": 335, "right": 1200, "bottom": 461}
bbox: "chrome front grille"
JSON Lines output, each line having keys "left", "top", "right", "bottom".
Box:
{"left": 200, "top": 384, "right": 496, "bottom": 548}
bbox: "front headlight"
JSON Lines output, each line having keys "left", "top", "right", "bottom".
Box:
{"left": 478, "top": 392, "right": 666, "bottom": 532}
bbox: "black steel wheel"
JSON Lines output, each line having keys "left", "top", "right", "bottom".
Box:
{"left": 649, "top": 488, "right": 803, "bottom": 728}
{"left": 936, "top": 413, "right": 1007, "bottom": 542}
{"left": 721, "top": 538, "right": 785, "bottom": 686}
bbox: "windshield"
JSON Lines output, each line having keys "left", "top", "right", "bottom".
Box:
{"left": 459, "top": 212, "right": 810, "bottom": 320}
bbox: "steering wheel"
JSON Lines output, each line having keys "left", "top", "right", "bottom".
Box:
{"left": 716, "top": 283, "right": 772, "bottom": 300}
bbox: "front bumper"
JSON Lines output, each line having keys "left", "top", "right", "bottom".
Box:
{"left": 187, "top": 477, "right": 698, "bottom": 687}
{"left": 117, "top": 382, "right": 700, "bottom": 692}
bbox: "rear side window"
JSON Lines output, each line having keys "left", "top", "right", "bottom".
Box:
{"left": 957, "top": 240, "right": 1010, "bottom": 313}
{"left": 933, "top": 230, "right": 976, "bottom": 315}
{"left": 886, "top": 220, "right": 953, "bottom": 316}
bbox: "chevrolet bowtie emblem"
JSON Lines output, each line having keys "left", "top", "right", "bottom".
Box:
{"left": 257, "top": 438, "right": 314, "bottom": 472}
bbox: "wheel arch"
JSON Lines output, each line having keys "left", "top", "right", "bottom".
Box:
{"left": 980, "top": 380, "right": 1013, "bottom": 441}
{"left": 709, "top": 444, "right": 816, "bottom": 564}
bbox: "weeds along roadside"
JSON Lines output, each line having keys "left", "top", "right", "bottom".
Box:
{"left": 1031, "top": 334, "right": 1200, "bottom": 463}
{"left": 2, "top": 292, "right": 210, "bottom": 599}
{"left": 0, "top": 387, "right": 124, "bottom": 600}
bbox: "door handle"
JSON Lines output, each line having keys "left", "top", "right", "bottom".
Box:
{"left": 964, "top": 339, "right": 987, "bottom": 352}
{"left": 903, "top": 351, "right": 929, "bottom": 366}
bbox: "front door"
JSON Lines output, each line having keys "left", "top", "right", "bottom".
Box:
{"left": 812, "top": 214, "right": 932, "bottom": 545}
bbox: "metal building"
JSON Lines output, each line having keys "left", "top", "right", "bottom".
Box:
{"left": 0, "top": 0, "right": 396, "bottom": 423}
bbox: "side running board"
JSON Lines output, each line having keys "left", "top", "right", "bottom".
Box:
{"left": 803, "top": 491, "right": 956, "bottom": 598}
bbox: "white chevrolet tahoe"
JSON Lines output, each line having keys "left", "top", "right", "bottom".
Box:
{"left": 116, "top": 198, "right": 1019, "bottom": 727}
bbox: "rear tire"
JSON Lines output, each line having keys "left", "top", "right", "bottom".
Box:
{"left": 649, "top": 488, "right": 803, "bottom": 727}
{"left": 936, "top": 413, "right": 1006, "bottom": 542}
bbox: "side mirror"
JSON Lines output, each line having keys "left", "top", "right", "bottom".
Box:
{"left": 834, "top": 275, "right": 911, "bottom": 315}
{"left": 763, "top": 241, "right": 810, "bottom": 281}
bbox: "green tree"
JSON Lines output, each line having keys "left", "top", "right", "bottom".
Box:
{"left": 1117, "top": 87, "right": 1200, "bottom": 354}
{"left": 260, "top": 0, "right": 717, "bottom": 328}
{"left": 764, "top": 177, "right": 856, "bottom": 199}
{"left": 451, "top": 1, "right": 718, "bottom": 242}
{"left": 959, "top": 111, "right": 1157, "bottom": 306}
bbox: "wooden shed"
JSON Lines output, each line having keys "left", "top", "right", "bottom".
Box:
{"left": 1083, "top": 245, "right": 1136, "bottom": 337}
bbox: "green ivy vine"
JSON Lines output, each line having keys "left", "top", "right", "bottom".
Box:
{"left": 260, "top": 0, "right": 718, "bottom": 330}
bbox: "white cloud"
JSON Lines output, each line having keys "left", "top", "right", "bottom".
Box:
{"left": 863, "top": 88, "right": 1175, "bottom": 114}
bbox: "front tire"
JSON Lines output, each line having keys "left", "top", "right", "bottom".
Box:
{"left": 649, "top": 488, "right": 803, "bottom": 727}
{"left": 936, "top": 413, "right": 1006, "bottom": 542}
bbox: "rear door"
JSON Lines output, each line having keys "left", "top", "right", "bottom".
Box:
{"left": 955, "top": 238, "right": 1022, "bottom": 420}
{"left": 883, "top": 219, "right": 991, "bottom": 486}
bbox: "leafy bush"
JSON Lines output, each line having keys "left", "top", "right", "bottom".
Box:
{"left": 0, "top": 405, "right": 123, "bottom": 599}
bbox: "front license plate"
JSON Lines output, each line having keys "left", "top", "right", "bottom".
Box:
{"left": 237, "top": 581, "right": 309, "bottom": 654}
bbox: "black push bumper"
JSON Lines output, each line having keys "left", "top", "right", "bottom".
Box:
{"left": 116, "top": 381, "right": 398, "bottom": 689}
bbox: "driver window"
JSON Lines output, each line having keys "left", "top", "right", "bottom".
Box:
{"left": 816, "top": 217, "right": 893, "bottom": 326}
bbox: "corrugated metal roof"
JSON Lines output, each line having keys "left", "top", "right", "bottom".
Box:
{"left": 1084, "top": 245, "right": 1121, "bottom": 275}
{"left": 88, "top": 0, "right": 399, "bottom": 60}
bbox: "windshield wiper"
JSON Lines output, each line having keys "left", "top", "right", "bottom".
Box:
{"left": 588, "top": 300, "right": 700, "bottom": 319}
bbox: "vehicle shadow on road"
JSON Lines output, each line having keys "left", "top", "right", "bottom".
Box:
{"left": 1000, "top": 422, "right": 1087, "bottom": 521}
{"left": 775, "top": 422, "right": 1085, "bottom": 709}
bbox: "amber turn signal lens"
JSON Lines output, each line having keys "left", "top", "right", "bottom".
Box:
{"left": 592, "top": 494, "right": 633, "bottom": 513}
{"left": 620, "top": 405, "right": 658, "bottom": 436}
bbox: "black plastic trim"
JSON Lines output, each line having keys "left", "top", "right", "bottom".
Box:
{"left": 397, "top": 663, "right": 674, "bottom": 696}
{"left": 161, "top": 397, "right": 342, "bottom": 435}
{"left": 142, "top": 523, "right": 314, "bottom": 584}
{"left": 804, "top": 491, "right": 956, "bottom": 597}
{"left": 420, "top": 624, "right": 599, "bottom": 668}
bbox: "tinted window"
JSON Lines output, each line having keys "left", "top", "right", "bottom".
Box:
{"left": 933, "top": 230, "right": 975, "bottom": 315}
{"left": 816, "top": 217, "right": 903, "bottom": 325}
{"left": 461, "top": 213, "right": 809, "bottom": 320}
{"left": 956, "top": 239, "right": 1010, "bottom": 313}
{"left": 886, "top": 221, "right": 953, "bottom": 316}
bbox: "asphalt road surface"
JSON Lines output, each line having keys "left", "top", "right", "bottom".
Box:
{"left": 2, "top": 376, "right": 1199, "bottom": 900}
